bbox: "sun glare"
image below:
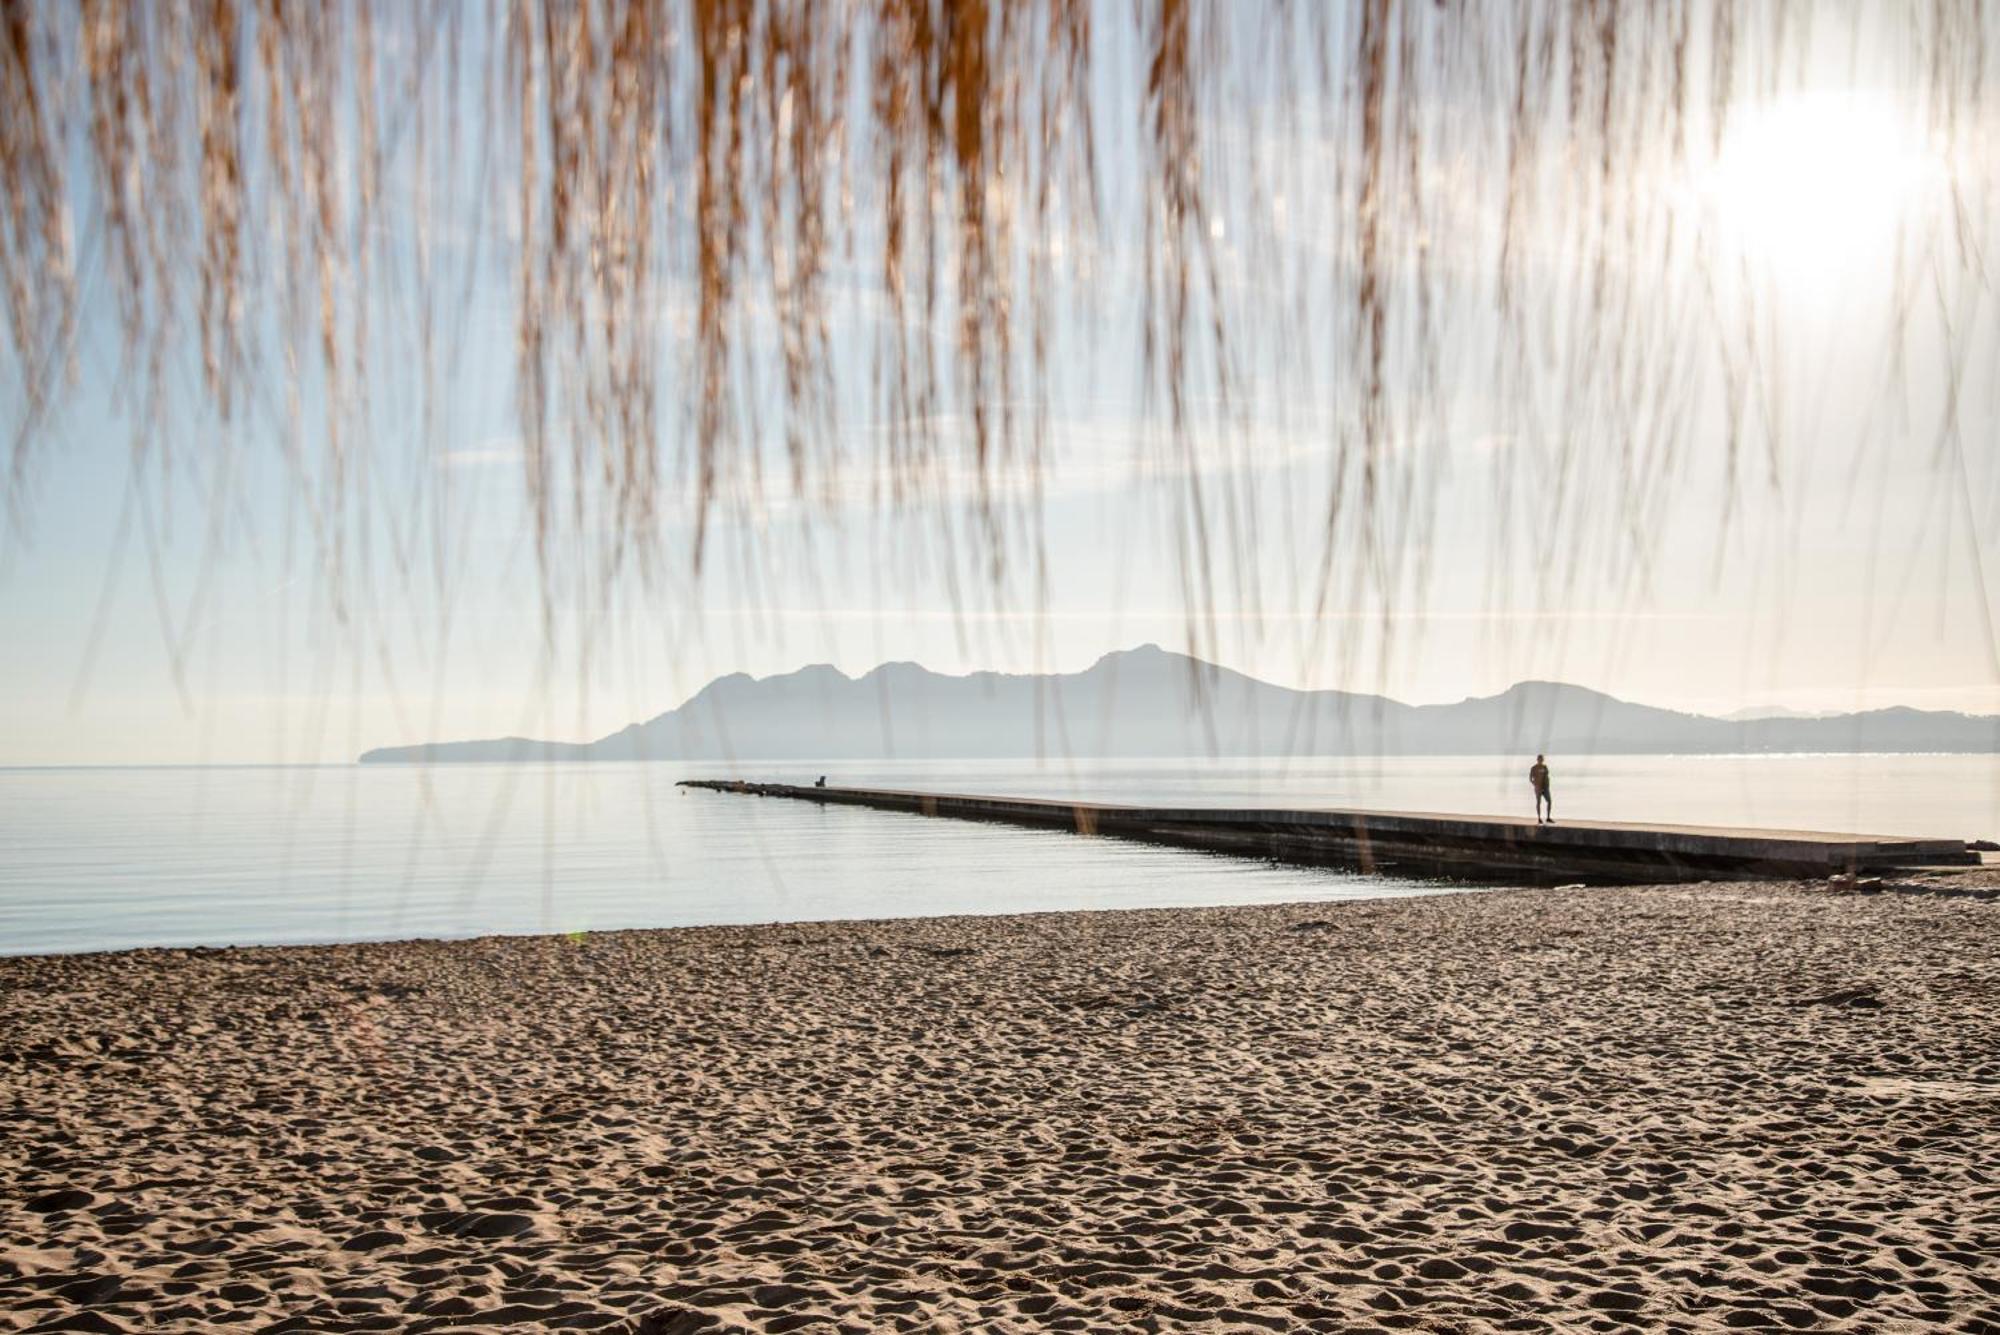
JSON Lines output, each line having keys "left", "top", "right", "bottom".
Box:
{"left": 1707, "top": 94, "right": 1942, "bottom": 292}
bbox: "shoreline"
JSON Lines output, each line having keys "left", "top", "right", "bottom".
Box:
{"left": 5, "top": 881, "right": 1998, "bottom": 1331}
{"left": 0, "top": 877, "right": 1472, "bottom": 964}
{"left": 6, "top": 859, "right": 1992, "bottom": 964}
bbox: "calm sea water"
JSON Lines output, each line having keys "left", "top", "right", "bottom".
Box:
{"left": 1, "top": 755, "right": 1994, "bottom": 957}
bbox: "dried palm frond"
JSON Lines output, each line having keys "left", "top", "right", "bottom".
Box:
{"left": 0, "top": 1, "right": 1992, "bottom": 667}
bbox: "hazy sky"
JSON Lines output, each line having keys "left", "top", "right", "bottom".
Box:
{"left": 2, "top": 5, "right": 1996, "bottom": 765}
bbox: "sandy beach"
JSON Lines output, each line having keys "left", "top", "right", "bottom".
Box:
{"left": 4, "top": 878, "right": 1997, "bottom": 1333}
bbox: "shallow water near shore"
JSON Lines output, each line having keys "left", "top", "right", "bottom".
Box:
{"left": 1, "top": 753, "right": 1994, "bottom": 956}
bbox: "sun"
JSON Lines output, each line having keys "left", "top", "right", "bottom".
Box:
{"left": 1705, "top": 93, "right": 1942, "bottom": 293}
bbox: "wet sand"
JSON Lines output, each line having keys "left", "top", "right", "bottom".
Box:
{"left": 4, "top": 878, "right": 1998, "bottom": 1333}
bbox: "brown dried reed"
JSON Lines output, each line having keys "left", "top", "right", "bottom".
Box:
{"left": 0, "top": 2, "right": 1991, "bottom": 667}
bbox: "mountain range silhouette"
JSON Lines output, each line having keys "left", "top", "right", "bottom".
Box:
{"left": 360, "top": 645, "right": 1999, "bottom": 763}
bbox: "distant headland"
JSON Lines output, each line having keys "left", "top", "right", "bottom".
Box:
{"left": 358, "top": 646, "right": 1998, "bottom": 763}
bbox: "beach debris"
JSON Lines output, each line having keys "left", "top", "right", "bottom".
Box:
{"left": 417, "top": 1209, "right": 538, "bottom": 1239}
{"left": 1062, "top": 989, "right": 1177, "bottom": 1021}
{"left": 632, "top": 1309, "right": 723, "bottom": 1335}
{"left": 1790, "top": 984, "right": 1884, "bottom": 1010}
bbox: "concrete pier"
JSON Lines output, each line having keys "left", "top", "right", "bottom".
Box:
{"left": 678, "top": 780, "right": 1979, "bottom": 883}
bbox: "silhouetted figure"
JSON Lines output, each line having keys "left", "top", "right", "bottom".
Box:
{"left": 814, "top": 775, "right": 827, "bottom": 788}
{"left": 1529, "top": 755, "right": 1553, "bottom": 824}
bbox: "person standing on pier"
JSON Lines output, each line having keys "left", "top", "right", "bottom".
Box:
{"left": 1529, "top": 755, "right": 1553, "bottom": 824}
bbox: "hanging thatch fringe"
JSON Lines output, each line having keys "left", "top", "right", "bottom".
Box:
{"left": 0, "top": 2, "right": 1992, "bottom": 647}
